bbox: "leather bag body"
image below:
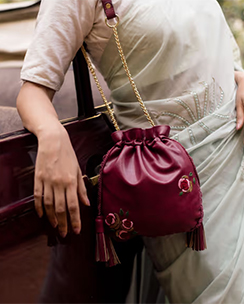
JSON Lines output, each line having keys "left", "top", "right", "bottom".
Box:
{"left": 100, "top": 125, "right": 203, "bottom": 239}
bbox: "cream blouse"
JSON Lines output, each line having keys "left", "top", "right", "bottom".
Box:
{"left": 21, "top": 0, "right": 242, "bottom": 93}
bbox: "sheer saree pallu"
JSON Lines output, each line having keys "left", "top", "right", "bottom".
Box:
{"left": 82, "top": 0, "right": 206, "bottom": 267}
{"left": 95, "top": 1, "right": 244, "bottom": 302}
{"left": 143, "top": 96, "right": 244, "bottom": 303}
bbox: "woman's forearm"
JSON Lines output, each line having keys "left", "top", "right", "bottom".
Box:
{"left": 16, "top": 81, "right": 88, "bottom": 236}
{"left": 16, "top": 81, "right": 63, "bottom": 139}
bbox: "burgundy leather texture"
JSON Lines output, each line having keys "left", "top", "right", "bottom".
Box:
{"left": 101, "top": 0, "right": 116, "bottom": 20}
{"left": 99, "top": 125, "right": 203, "bottom": 239}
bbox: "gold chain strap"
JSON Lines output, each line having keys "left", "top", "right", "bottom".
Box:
{"left": 81, "top": 15, "right": 155, "bottom": 129}
{"left": 81, "top": 46, "right": 120, "bottom": 131}
{"left": 106, "top": 16, "right": 155, "bottom": 127}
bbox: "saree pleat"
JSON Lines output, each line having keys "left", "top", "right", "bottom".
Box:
{"left": 97, "top": 0, "right": 244, "bottom": 302}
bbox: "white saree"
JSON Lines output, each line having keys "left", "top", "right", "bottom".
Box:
{"left": 20, "top": 0, "right": 244, "bottom": 302}
{"left": 97, "top": 0, "right": 244, "bottom": 303}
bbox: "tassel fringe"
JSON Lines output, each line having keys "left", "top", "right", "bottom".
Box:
{"left": 95, "top": 215, "right": 120, "bottom": 266}
{"left": 105, "top": 237, "right": 121, "bottom": 267}
{"left": 95, "top": 229, "right": 109, "bottom": 262}
{"left": 186, "top": 223, "right": 207, "bottom": 251}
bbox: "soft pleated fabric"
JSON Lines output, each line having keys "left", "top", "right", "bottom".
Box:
{"left": 99, "top": 0, "right": 238, "bottom": 131}
{"left": 98, "top": 1, "right": 244, "bottom": 303}
{"left": 142, "top": 107, "right": 244, "bottom": 303}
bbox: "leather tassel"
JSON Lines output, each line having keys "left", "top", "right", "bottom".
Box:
{"left": 95, "top": 215, "right": 120, "bottom": 266}
{"left": 95, "top": 215, "right": 109, "bottom": 262}
{"left": 105, "top": 237, "right": 121, "bottom": 267}
{"left": 186, "top": 223, "right": 207, "bottom": 251}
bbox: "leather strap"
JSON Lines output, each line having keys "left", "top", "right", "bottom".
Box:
{"left": 101, "top": 0, "right": 116, "bottom": 19}
{"left": 73, "top": 47, "right": 95, "bottom": 118}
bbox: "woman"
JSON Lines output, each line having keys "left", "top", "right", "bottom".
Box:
{"left": 17, "top": 0, "right": 244, "bottom": 303}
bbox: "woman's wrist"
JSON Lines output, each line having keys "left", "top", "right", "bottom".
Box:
{"left": 235, "top": 71, "right": 244, "bottom": 84}
{"left": 36, "top": 119, "right": 67, "bottom": 143}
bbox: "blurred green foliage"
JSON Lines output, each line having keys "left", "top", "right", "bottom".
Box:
{"left": 219, "top": 0, "right": 244, "bottom": 64}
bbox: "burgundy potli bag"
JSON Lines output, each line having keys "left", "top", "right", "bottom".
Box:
{"left": 81, "top": 0, "right": 207, "bottom": 267}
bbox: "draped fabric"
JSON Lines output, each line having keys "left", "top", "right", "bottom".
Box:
{"left": 19, "top": 0, "right": 244, "bottom": 302}
{"left": 98, "top": 0, "right": 244, "bottom": 302}
{"left": 99, "top": 0, "right": 236, "bottom": 131}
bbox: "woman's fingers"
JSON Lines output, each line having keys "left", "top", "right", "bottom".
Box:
{"left": 236, "top": 95, "right": 244, "bottom": 130}
{"left": 35, "top": 168, "right": 88, "bottom": 237}
{"left": 43, "top": 184, "right": 58, "bottom": 228}
{"left": 235, "top": 71, "right": 244, "bottom": 130}
{"left": 78, "top": 169, "right": 90, "bottom": 207}
{"left": 66, "top": 184, "right": 81, "bottom": 234}
{"left": 54, "top": 186, "right": 68, "bottom": 238}
{"left": 33, "top": 129, "right": 89, "bottom": 237}
{"left": 34, "top": 176, "right": 44, "bottom": 218}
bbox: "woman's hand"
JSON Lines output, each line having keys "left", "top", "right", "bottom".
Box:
{"left": 235, "top": 71, "right": 244, "bottom": 130}
{"left": 35, "top": 124, "right": 90, "bottom": 237}
{"left": 17, "top": 82, "right": 89, "bottom": 237}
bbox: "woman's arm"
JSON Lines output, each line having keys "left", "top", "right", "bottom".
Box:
{"left": 17, "top": 0, "right": 97, "bottom": 237}
{"left": 17, "top": 82, "right": 90, "bottom": 237}
{"left": 235, "top": 71, "right": 244, "bottom": 130}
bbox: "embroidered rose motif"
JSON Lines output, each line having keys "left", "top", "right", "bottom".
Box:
{"left": 104, "top": 209, "right": 138, "bottom": 240}
{"left": 105, "top": 213, "right": 120, "bottom": 229}
{"left": 116, "top": 230, "right": 132, "bottom": 240}
{"left": 179, "top": 174, "right": 194, "bottom": 196}
{"left": 105, "top": 213, "right": 116, "bottom": 226}
{"left": 178, "top": 177, "right": 191, "bottom": 192}
{"left": 122, "top": 219, "right": 133, "bottom": 231}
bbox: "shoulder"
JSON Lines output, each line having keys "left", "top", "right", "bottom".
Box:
{"left": 39, "top": 0, "right": 98, "bottom": 11}
{"left": 37, "top": 0, "right": 99, "bottom": 23}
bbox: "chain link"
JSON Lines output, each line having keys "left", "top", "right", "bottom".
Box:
{"left": 81, "top": 17, "right": 155, "bottom": 129}
{"left": 81, "top": 46, "right": 120, "bottom": 131}
{"left": 111, "top": 26, "right": 155, "bottom": 127}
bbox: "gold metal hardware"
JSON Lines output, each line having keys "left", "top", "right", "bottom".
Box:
{"left": 82, "top": 174, "right": 100, "bottom": 186}
{"left": 81, "top": 46, "right": 120, "bottom": 131}
{"left": 110, "top": 24, "right": 155, "bottom": 127}
{"left": 89, "top": 174, "right": 100, "bottom": 186}
{"left": 81, "top": 13, "right": 155, "bottom": 129}
{"left": 105, "top": 15, "right": 120, "bottom": 28}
